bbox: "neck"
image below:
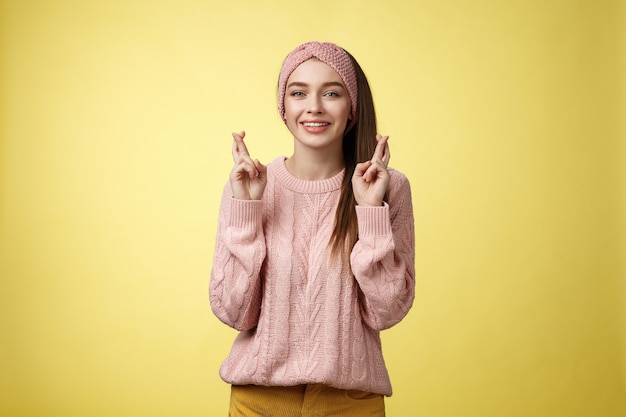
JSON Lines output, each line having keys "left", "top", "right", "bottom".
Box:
{"left": 285, "top": 148, "right": 345, "bottom": 181}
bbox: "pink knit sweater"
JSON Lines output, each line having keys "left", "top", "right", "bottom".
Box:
{"left": 210, "top": 157, "right": 415, "bottom": 396}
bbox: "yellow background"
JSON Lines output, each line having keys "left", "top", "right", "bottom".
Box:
{"left": 1, "top": 0, "right": 624, "bottom": 416}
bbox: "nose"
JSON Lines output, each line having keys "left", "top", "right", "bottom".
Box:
{"left": 306, "top": 94, "right": 323, "bottom": 114}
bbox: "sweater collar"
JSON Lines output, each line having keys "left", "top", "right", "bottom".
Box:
{"left": 273, "top": 157, "right": 345, "bottom": 194}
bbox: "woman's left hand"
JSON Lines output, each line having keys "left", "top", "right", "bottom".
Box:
{"left": 352, "top": 134, "right": 391, "bottom": 206}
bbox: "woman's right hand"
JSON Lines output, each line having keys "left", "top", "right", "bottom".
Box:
{"left": 230, "top": 131, "right": 267, "bottom": 200}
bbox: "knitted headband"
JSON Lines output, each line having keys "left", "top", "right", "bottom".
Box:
{"left": 277, "top": 41, "right": 358, "bottom": 131}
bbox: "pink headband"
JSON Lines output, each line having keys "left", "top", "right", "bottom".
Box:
{"left": 278, "top": 41, "right": 358, "bottom": 131}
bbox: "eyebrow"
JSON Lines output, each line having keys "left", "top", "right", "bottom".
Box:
{"left": 287, "top": 81, "right": 346, "bottom": 89}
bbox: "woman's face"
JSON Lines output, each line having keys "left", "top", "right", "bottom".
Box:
{"left": 284, "top": 59, "right": 351, "bottom": 153}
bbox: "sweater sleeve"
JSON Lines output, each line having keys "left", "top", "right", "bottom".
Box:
{"left": 350, "top": 170, "right": 415, "bottom": 331}
{"left": 209, "top": 182, "right": 266, "bottom": 331}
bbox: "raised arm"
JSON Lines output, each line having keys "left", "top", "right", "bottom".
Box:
{"left": 209, "top": 131, "right": 267, "bottom": 331}
{"left": 351, "top": 135, "right": 415, "bottom": 330}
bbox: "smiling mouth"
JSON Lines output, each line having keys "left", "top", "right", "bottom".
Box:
{"left": 302, "top": 122, "right": 330, "bottom": 127}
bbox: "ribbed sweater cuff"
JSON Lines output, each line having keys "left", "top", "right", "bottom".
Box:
{"left": 229, "top": 198, "right": 263, "bottom": 230}
{"left": 355, "top": 202, "right": 391, "bottom": 237}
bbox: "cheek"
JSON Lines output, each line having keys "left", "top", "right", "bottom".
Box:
{"left": 283, "top": 105, "right": 300, "bottom": 135}
{"left": 334, "top": 102, "right": 351, "bottom": 122}
{"left": 284, "top": 107, "right": 298, "bottom": 127}
{"left": 284, "top": 100, "right": 299, "bottom": 120}
{"left": 337, "top": 97, "right": 351, "bottom": 116}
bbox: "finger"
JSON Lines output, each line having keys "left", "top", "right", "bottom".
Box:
{"left": 232, "top": 132, "right": 258, "bottom": 171}
{"left": 231, "top": 131, "right": 246, "bottom": 160}
{"left": 253, "top": 159, "right": 267, "bottom": 176}
{"left": 375, "top": 134, "right": 390, "bottom": 167}
{"left": 232, "top": 144, "right": 256, "bottom": 170}
{"left": 354, "top": 161, "right": 371, "bottom": 178}
{"left": 232, "top": 131, "right": 250, "bottom": 157}
{"left": 231, "top": 136, "right": 240, "bottom": 161}
{"left": 372, "top": 134, "right": 389, "bottom": 163}
{"left": 383, "top": 141, "right": 391, "bottom": 167}
{"left": 234, "top": 160, "right": 259, "bottom": 179}
{"left": 232, "top": 131, "right": 246, "bottom": 154}
{"left": 364, "top": 158, "right": 388, "bottom": 182}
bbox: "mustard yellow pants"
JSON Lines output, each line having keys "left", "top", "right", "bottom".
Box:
{"left": 229, "top": 384, "right": 385, "bottom": 417}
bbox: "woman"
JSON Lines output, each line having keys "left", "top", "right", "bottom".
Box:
{"left": 210, "top": 41, "right": 415, "bottom": 416}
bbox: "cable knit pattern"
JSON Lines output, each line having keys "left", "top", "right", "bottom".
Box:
{"left": 209, "top": 157, "right": 415, "bottom": 396}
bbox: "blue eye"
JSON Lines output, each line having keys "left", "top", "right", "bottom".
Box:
{"left": 325, "top": 91, "right": 339, "bottom": 97}
{"left": 291, "top": 91, "right": 305, "bottom": 97}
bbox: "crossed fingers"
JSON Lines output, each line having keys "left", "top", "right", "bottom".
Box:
{"left": 232, "top": 131, "right": 259, "bottom": 178}
{"left": 372, "top": 134, "right": 390, "bottom": 167}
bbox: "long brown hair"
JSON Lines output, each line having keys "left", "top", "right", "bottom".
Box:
{"left": 329, "top": 50, "right": 379, "bottom": 260}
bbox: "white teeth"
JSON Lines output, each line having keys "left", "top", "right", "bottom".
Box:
{"left": 303, "top": 122, "right": 328, "bottom": 127}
